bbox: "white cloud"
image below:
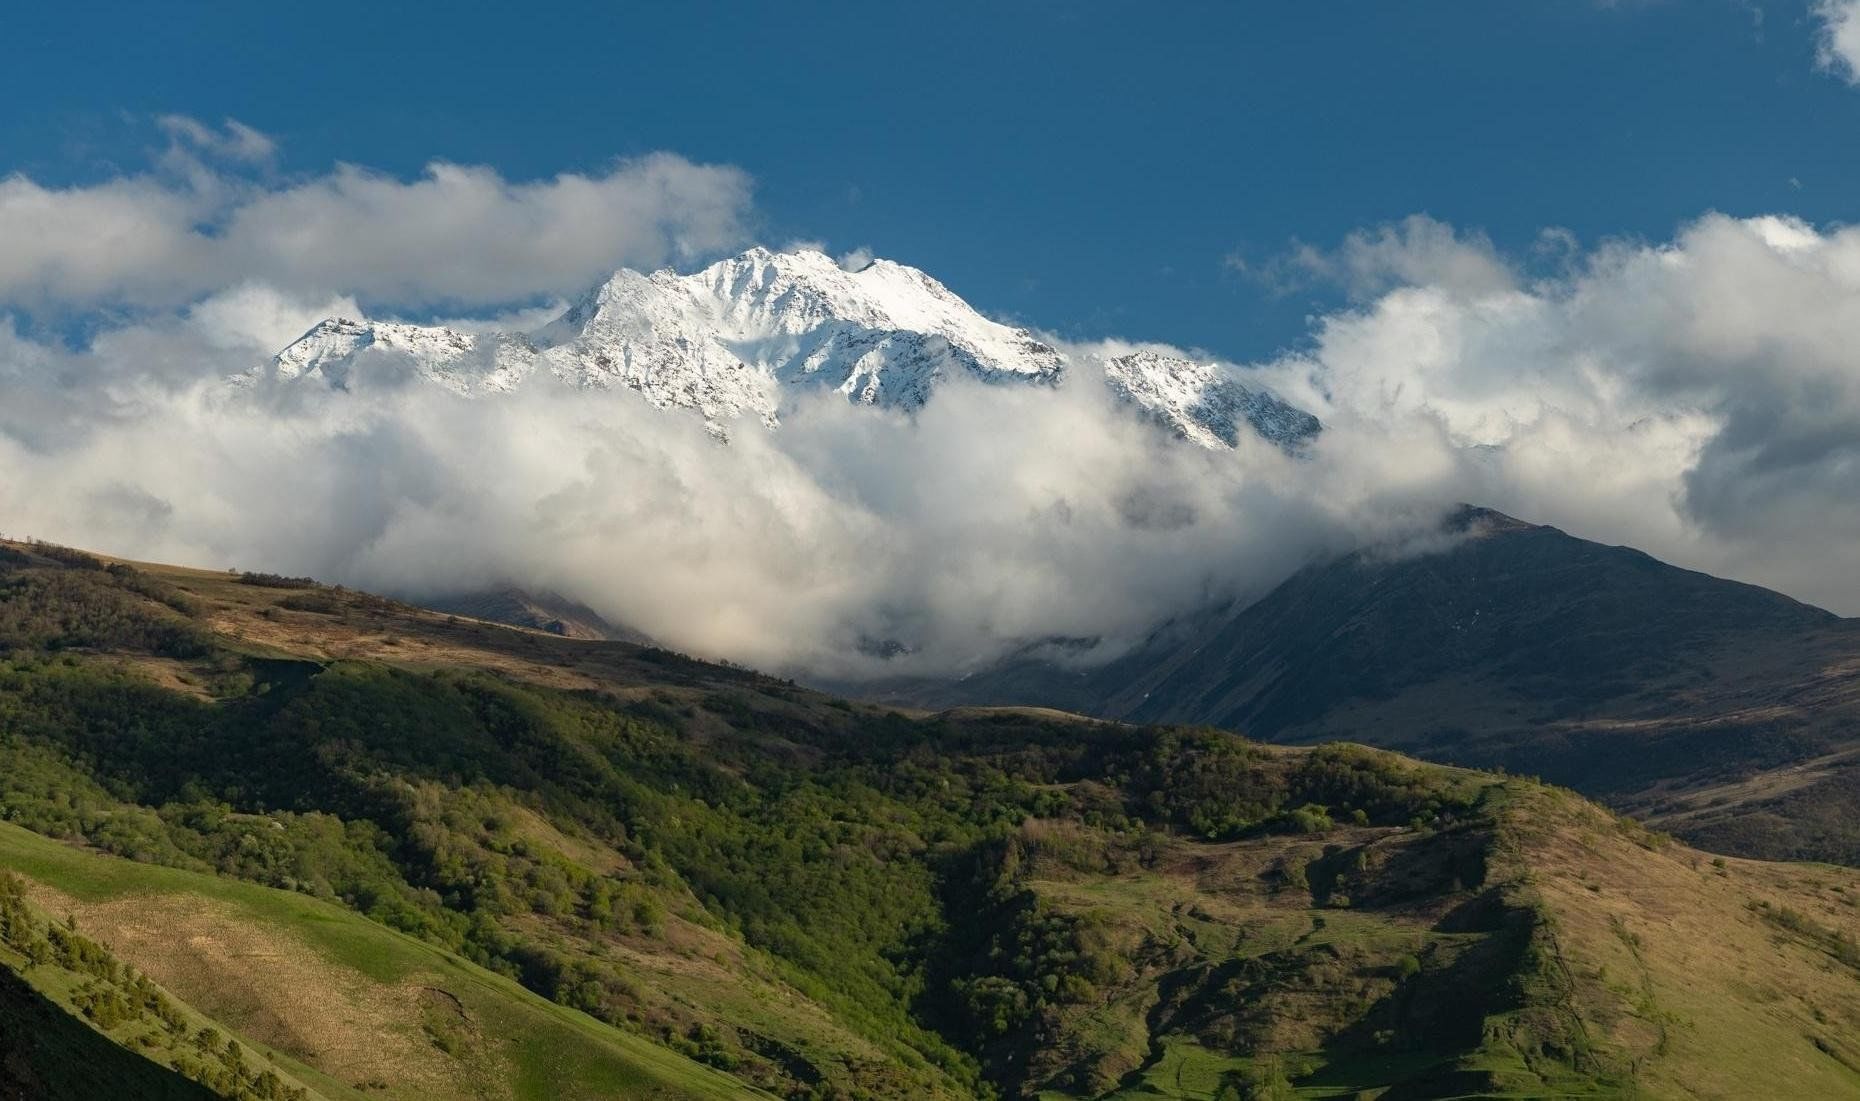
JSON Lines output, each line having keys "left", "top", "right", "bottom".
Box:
{"left": 1816, "top": 0, "right": 1860, "bottom": 83}
{"left": 1253, "top": 211, "right": 1860, "bottom": 614}
{"left": 1330, "top": 216, "right": 1516, "bottom": 299}
{"left": 214, "top": 156, "right": 752, "bottom": 306}
{"left": 0, "top": 173, "right": 212, "bottom": 308}
{"left": 0, "top": 121, "right": 752, "bottom": 312}
{"left": 187, "top": 284, "right": 363, "bottom": 351}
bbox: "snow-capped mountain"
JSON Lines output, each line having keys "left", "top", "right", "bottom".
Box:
{"left": 245, "top": 247, "right": 1318, "bottom": 449}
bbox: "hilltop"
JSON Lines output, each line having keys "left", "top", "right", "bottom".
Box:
{"left": 1, "top": 539, "right": 1858, "bottom": 1099}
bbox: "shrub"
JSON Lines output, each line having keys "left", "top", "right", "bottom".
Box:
{"left": 277, "top": 591, "right": 342, "bottom": 614}
{"left": 238, "top": 572, "right": 319, "bottom": 589}
{"left": 1280, "top": 804, "right": 1334, "bottom": 834}
{"left": 32, "top": 543, "right": 105, "bottom": 570}
{"left": 0, "top": 569, "right": 212, "bottom": 657}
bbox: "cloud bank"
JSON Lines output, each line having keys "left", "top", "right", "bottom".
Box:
{"left": 1, "top": 125, "right": 1857, "bottom": 677}
{"left": 0, "top": 334, "right": 1345, "bottom": 675}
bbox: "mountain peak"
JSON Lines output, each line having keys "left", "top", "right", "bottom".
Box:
{"left": 252, "top": 246, "right": 1319, "bottom": 448}
{"left": 1443, "top": 504, "right": 1534, "bottom": 535}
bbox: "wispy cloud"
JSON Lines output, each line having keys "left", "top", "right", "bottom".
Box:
{"left": 1814, "top": 0, "right": 1860, "bottom": 83}
{"left": 156, "top": 115, "right": 277, "bottom": 164}
{"left": 1227, "top": 215, "right": 1515, "bottom": 300}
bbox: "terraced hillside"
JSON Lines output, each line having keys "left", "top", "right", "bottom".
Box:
{"left": 2, "top": 539, "right": 1858, "bottom": 1099}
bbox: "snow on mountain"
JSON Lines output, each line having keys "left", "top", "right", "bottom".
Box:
{"left": 1104, "top": 349, "right": 1320, "bottom": 449}
{"left": 255, "top": 317, "right": 535, "bottom": 395}
{"left": 248, "top": 247, "right": 1318, "bottom": 449}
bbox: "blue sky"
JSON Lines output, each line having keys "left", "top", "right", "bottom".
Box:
{"left": 8, "top": 1, "right": 1859, "bottom": 361}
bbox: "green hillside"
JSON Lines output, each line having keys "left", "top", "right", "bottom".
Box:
{"left": 2, "top": 540, "right": 1859, "bottom": 1099}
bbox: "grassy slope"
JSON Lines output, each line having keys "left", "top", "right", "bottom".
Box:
{"left": 0, "top": 964, "right": 218, "bottom": 1101}
{"left": 0, "top": 822, "right": 760, "bottom": 1101}
{"left": 3, "top": 541, "right": 1859, "bottom": 1100}
{"left": 1, "top": 870, "right": 339, "bottom": 1101}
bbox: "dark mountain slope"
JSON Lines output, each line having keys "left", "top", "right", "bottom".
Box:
{"left": 1105, "top": 507, "right": 1836, "bottom": 736}
{"left": 873, "top": 509, "right": 1860, "bottom": 864}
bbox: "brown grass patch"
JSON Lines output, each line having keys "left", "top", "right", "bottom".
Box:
{"left": 1518, "top": 793, "right": 1860, "bottom": 1099}
{"left": 107, "top": 654, "right": 218, "bottom": 701}
{"left": 20, "top": 880, "right": 498, "bottom": 1098}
